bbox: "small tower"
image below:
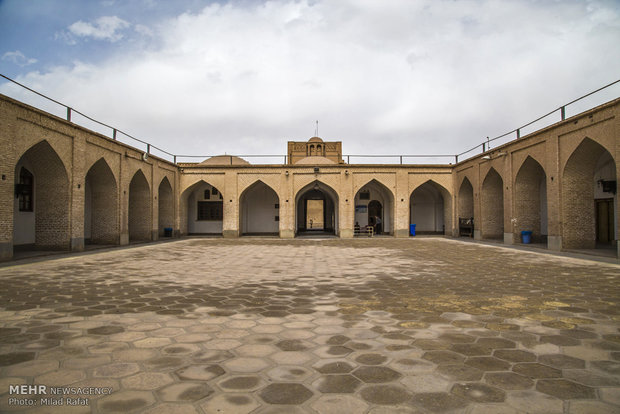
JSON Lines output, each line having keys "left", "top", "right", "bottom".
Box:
{"left": 287, "top": 137, "right": 343, "bottom": 165}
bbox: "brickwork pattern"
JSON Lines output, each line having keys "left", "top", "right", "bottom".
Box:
{"left": 481, "top": 168, "right": 504, "bottom": 239}
{"left": 23, "top": 141, "right": 71, "bottom": 249}
{"left": 458, "top": 178, "right": 474, "bottom": 218}
{"left": 158, "top": 177, "right": 174, "bottom": 236}
{"left": 514, "top": 157, "right": 546, "bottom": 242}
{"left": 562, "top": 138, "right": 607, "bottom": 249}
{"left": 128, "top": 170, "right": 152, "bottom": 242}
{"left": 85, "top": 159, "right": 119, "bottom": 244}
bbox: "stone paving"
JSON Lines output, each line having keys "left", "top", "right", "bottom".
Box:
{"left": 0, "top": 237, "right": 619, "bottom": 413}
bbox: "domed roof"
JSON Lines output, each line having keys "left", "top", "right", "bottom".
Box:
{"left": 308, "top": 136, "right": 324, "bottom": 143}
{"left": 199, "top": 155, "right": 250, "bottom": 165}
{"left": 296, "top": 156, "right": 336, "bottom": 165}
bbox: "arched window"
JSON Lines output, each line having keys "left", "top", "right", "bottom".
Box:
{"left": 18, "top": 167, "right": 33, "bottom": 212}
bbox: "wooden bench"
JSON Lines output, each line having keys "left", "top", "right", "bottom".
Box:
{"left": 459, "top": 217, "right": 474, "bottom": 237}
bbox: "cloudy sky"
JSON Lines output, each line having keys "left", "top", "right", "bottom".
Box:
{"left": 1, "top": 0, "right": 619, "bottom": 163}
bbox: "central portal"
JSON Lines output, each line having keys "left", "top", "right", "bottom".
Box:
{"left": 296, "top": 181, "right": 338, "bottom": 235}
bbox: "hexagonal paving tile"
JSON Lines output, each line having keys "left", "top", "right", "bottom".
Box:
{"left": 360, "top": 385, "right": 412, "bottom": 405}
{"left": 493, "top": 349, "right": 537, "bottom": 362}
{"left": 484, "top": 372, "right": 534, "bottom": 390}
{"left": 259, "top": 383, "right": 314, "bottom": 404}
{"left": 464, "top": 357, "right": 511, "bottom": 372}
{"left": 411, "top": 392, "right": 468, "bottom": 411}
{"left": 218, "top": 375, "right": 265, "bottom": 391}
{"left": 267, "top": 366, "right": 313, "bottom": 382}
{"left": 311, "top": 394, "right": 369, "bottom": 414}
{"left": 175, "top": 364, "right": 225, "bottom": 381}
{"left": 97, "top": 390, "right": 155, "bottom": 413}
{"left": 512, "top": 363, "right": 562, "bottom": 379}
{"left": 223, "top": 357, "right": 270, "bottom": 373}
{"left": 201, "top": 394, "right": 260, "bottom": 414}
{"left": 314, "top": 360, "right": 356, "bottom": 374}
{"left": 451, "top": 382, "right": 506, "bottom": 403}
{"left": 355, "top": 353, "right": 388, "bottom": 365}
{"left": 353, "top": 366, "right": 402, "bottom": 383}
{"left": 157, "top": 382, "right": 214, "bottom": 402}
{"left": 538, "top": 354, "right": 585, "bottom": 369}
{"left": 422, "top": 350, "right": 465, "bottom": 365}
{"left": 121, "top": 372, "right": 174, "bottom": 390}
{"left": 536, "top": 379, "right": 596, "bottom": 400}
{"left": 436, "top": 364, "right": 483, "bottom": 381}
{"left": 314, "top": 374, "right": 362, "bottom": 393}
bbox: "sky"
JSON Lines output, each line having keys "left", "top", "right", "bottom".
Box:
{"left": 0, "top": 0, "right": 619, "bottom": 164}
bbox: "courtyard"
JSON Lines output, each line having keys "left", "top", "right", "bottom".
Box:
{"left": 0, "top": 238, "right": 619, "bottom": 413}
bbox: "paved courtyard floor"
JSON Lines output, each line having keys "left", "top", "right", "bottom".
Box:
{"left": 0, "top": 238, "right": 619, "bottom": 414}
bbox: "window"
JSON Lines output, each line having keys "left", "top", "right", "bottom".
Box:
{"left": 197, "top": 201, "right": 223, "bottom": 221}
{"left": 274, "top": 203, "right": 279, "bottom": 209}
{"left": 204, "top": 189, "right": 210, "bottom": 199}
{"left": 212, "top": 187, "right": 219, "bottom": 195}
{"left": 18, "top": 167, "right": 33, "bottom": 212}
{"left": 360, "top": 191, "right": 370, "bottom": 200}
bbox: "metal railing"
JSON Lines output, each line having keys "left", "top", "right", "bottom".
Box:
{"left": 1, "top": 73, "right": 618, "bottom": 165}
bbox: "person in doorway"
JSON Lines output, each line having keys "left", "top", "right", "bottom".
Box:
{"left": 375, "top": 216, "right": 382, "bottom": 234}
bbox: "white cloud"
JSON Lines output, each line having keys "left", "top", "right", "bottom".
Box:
{"left": 1, "top": 51, "right": 37, "bottom": 67}
{"left": 3, "top": 0, "right": 620, "bottom": 160}
{"left": 67, "top": 15, "right": 130, "bottom": 42}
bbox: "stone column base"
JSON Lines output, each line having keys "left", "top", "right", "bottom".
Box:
{"left": 71, "top": 238, "right": 84, "bottom": 251}
{"left": 0, "top": 242, "right": 13, "bottom": 261}
{"left": 394, "top": 229, "right": 410, "bottom": 238}
{"left": 473, "top": 230, "right": 482, "bottom": 240}
{"left": 547, "top": 236, "right": 562, "bottom": 251}
{"left": 279, "top": 229, "right": 295, "bottom": 239}
{"left": 504, "top": 233, "right": 514, "bottom": 245}
{"left": 120, "top": 233, "right": 129, "bottom": 246}
{"left": 340, "top": 229, "right": 354, "bottom": 238}
{"left": 223, "top": 230, "right": 239, "bottom": 238}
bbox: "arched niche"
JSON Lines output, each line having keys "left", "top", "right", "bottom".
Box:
{"left": 514, "top": 156, "right": 547, "bottom": 244}
{"left": 158, "top": 176, "right": 174, "bottom": 237}
{"left": 128, "top": 169, "right": 151, "bottom": 242}
{"left": 181, "top": 180, "right": 224, "bottom": 235}
{"left": 410, "top": 180, "right": 452, "bottom": 235}
{"left": 85, "top": 158, "right": 119, "bottom": 245}
{"left": 354, "top": 179, "right": 394, "bottom": 235}
{"left": 481, "top": 168, "right": 504, "bottom": 239}
{"left": 295, "top": 180, "right": 339, "bottom": 235}
{"left": 240, "top": 181, "right": 280, "bottom": 235}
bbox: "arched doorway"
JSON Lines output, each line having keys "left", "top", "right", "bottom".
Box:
{"left": 181, "top": 181, "right": 224, "bottom": 235}
{"left": 354, "top": 179, "right": 394, "bottom": 235}
{"left": 240, "top": 181, "right": 279, "bottom": 235}
{"left": 563, "top": 138, "right": 617, "bottom": 251}
{"left": 296, "top": 181, "right": 338, "bottom": 235}
{"left": 481, "top": 168, "right": 504, "bottom": 240}
{"left": 457, "top": 177, "right": 474, "bottom": 237}
{"left": 13, "top": 140, "right": 70, "bottom": 251}
{"left": 158, "top": 177, "right": 174, "bottom": 237}
{"left": 128, "top": 170, "right": 151, "bottom": 242}
{"left": 514, "top": 157, "right": 547, "bottom": 244}
{"left": 410, "top": 180, "right": 451, "bottom": 235}
{"left": 85, "top": 158, "right": 119, "bottom": 245}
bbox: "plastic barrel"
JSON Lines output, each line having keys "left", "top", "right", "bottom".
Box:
{"left": 410, "top": 224, "right": 416, "bottom": 236}
{"left": 521, "top": 230, "right": 532, "bottom": 244}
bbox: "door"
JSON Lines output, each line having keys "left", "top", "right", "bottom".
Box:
{"left": 596, "top": 199, "right": 614, "bottom": 244}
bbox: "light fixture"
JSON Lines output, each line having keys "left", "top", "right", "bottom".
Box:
{"left": 345, "top": 170, "right": 349, "bottom": 175}
{"left": 482, "top": 155, "right": 491, "bottom": 160}
{"left": 285, "top": 170, "right": 289, "bottom": 176}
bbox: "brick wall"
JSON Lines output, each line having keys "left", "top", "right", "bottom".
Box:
{"left": 481, "top": 168, "right": 504, "bottom": 239}
{"left": 128, "top": 170, "right": 152, "bottom": 241}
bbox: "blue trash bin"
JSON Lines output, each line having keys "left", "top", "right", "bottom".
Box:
{"left": 410, "top": 224, "right": 416, "bottom": 236}
{"left": 164, "top": 227, "right": 173, "bottom": 237}
{"left": 521, "top": 230, "right": 532, "bottom": 244}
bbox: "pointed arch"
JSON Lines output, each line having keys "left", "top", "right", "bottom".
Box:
{"left": 458, "top": 177, "right": 474, "bottom": 218}
{"left": 158, "top": 176, "right": 174, "bottom": 237}
{"left": 562, "top": 137, "right": 617, "bottom": 249}
{"left": 85, "top": 158, "right": 119, "bottom": 245}
{"left": 481, "top": 168, "right": 504, "bottom": 239}
{"left": 240, "top": 180, "right": 280, "bottom": 235}
{"left": 514, "top": 156, "right": 547, "bottom": 244}
{"left": 352, "top": 179, "right": 394, "bottom": 235}
{"left": 181, "top": 179, "right": 223, "bottom": 235}
{"left": 410, "top": 179, "right": 452, "bottom": 235}
{"left": 128, "top": 169, "right": 151, "bottom": 242}
{"left": 13, "top": 140, "right": 70, "bottom": 250}
{"left": 295, "top": 180, "right": 339, "bottom": 235}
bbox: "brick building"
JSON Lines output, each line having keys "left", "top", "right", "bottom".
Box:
{"left": 1, "top": 93, "right": 618, "bottom": 261}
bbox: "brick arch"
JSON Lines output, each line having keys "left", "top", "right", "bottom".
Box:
{"left": 295, "top": 180, "right": 340, "bottom": 235}
{"left": 158, "top": 176, "right": 174, "bottom": 237}
{"left": 240, "top": 180, "right": 280, "bottom": 235}
{"left": 354, "top": 179, "right": 394, "bottom": 235}
{"left": 514, "top": 156, "right": 547, "bottom": 243}
{"left": 410, "top": 179, "right": 452, "bottom": 235}
{"left": 353, "top": 177, "right": 395, "bottom": 200}
{"left": 180, "top": 179, "right": 223, "bottom": 235}
{"left": 128, "top": 169, "right": 151, "bottom": 242}
{"left": 85, "top": 158, "right": 119, "bottom": 245}
{"left": 562, "top": 137, "right": 616, "bottom": 249}
{"left": 458, "top": 177, "right": 474, "bottom": 219}
{"left": 13, "top": 140, "right": 70, "bottom": 250}
{"left": 481, "top": 168, "right": 504, "bottom": 239}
